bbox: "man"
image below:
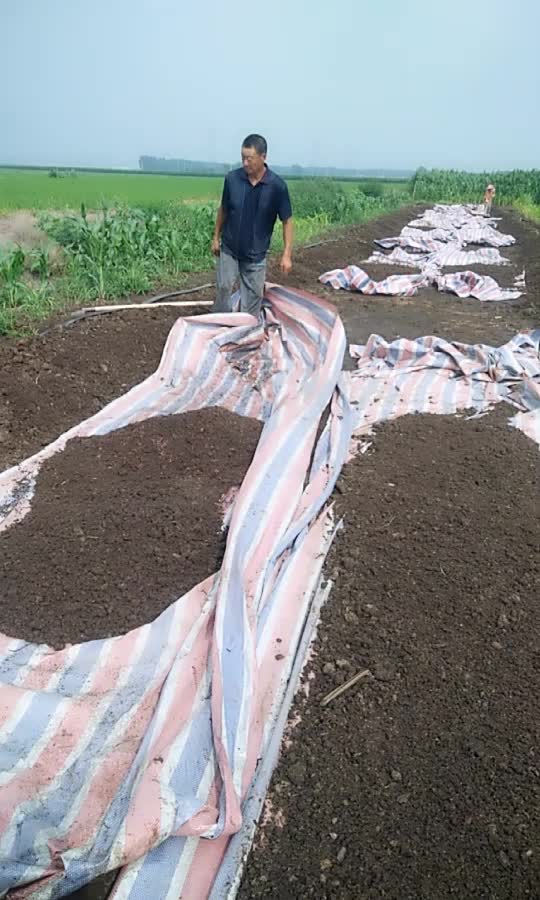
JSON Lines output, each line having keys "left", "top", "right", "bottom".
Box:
{"left": 483, "top": 183, "right": 496, "bottom": 216}
{"left": 212, "top": 134, "right": 293, "bottom": 319}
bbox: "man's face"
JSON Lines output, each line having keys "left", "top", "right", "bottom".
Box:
{"left": 241, "top": 145, "right": 265, "bottom": 177}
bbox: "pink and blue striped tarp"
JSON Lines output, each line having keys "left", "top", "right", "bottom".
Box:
{"left": 321, "top": 204, "right": 522, "bottom": 301}
{"left": 382, "top": 224, "right": 515, "bottom": 251}
{"left": 345, "top": 329, "right": 540, "bottom": 446}
{"left": 320, "top": 265, "right": 523, "bottom": 302}
{"left": 365, "top": 244, "right": 510, "bottom": 269}
{"left": 407, "top": 204, "right": 499, "bottom": 230}
{"left": 1, "top": 283, "right": 538, "bottom": 898}
{"left": 369, "top": 204, "right": 513, "bottom": 268}
{"left": 320, "top": 265, "right": 427, "bottom": 297}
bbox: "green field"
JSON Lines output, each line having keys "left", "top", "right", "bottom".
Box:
{"left": 0, "top": 168, "right": 408, "bottom": 212}
{"left": 0, "top": 169, "right": 224, "bottom": 211}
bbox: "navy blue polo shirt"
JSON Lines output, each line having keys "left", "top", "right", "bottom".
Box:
{"left": 220, "top": 166, "right": 292, "bottom": 263}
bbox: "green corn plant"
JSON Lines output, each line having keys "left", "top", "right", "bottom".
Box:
{"left": 0, "top": 247, "right": 26, "bottom": 284}
{"left": 29, "top": 248, "right": 51, "bottom": 279}
{"left": 0, "top": 247, "right": 27, "bottom": 306}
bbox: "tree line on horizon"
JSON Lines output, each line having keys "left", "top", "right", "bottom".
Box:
{"left": 138, "top": 155, "right": 413, "bottom": 180}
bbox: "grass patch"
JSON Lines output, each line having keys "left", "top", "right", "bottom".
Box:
{"left": 513, "top": 197, "right": 540, "bottom": 224}
{"left": 0, "top": 168, "right": 409, "bottom": 213}
{"left": 0, "top": 169, "right": 224, "bottom": 211}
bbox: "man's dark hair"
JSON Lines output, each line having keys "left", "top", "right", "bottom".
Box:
{"left": 242, "top": 134, "right": 267, "bottom": 156}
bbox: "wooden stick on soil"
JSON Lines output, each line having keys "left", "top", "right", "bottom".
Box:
{"left": 146, "top": 283, "right": 214, "bottom": 303}
{"left": 39, "top": 298, "right": 215, "bottom": 335}
{"left": 77, "top": 300, "right": 214, "bottom": 313}
{"left": 320, "top": 668, "right": 371, "bottom": 707}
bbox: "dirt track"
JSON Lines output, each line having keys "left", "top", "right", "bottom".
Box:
{"left": 1, "top": 205, "right": 539, "bottom": 899}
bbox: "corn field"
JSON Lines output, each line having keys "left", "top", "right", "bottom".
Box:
{"left": 412, "top": 168, "right": 540, "bottom": 205}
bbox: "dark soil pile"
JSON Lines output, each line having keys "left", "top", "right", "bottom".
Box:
{"left": 0, "top": 307, "right": 185, "bottom": 472}
{"left": 0, "top": 407, "right": 262, "bottom": 648}
{"left": 240, "top": 409, "right": 540, "bottom": 900}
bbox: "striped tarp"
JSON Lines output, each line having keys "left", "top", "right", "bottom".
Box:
{"left": 319, "top": 265, "right": 428, "bottom": 297}
{"left": 436, "top": 271, "right": 521, "bottom": 302}
{"left": 346, "top": 330, "right": 540, "bottom": 447}
{"left": 374, "top": 234, "right": 445, "bottom": 255}
{"left": 377, "top": 225, "right": 515, "bottom": 253}
{"left": 0, "top": 287, "right": 354, "bottom": 900}
{"left": 320, "top": 266, "right": 522, "bottom": 302}
{"left": 367, "top": 204, "right": 513, "bottom": 268}
{"left": 323, "top": 204, "right": 520, "bottom": 301}
{"left": 366, "top": 245, "right": 510, "bottom": 269}
{"left": 400, "top": 225, "right": 456, "bottom": 243}
{"left": 407, "top": 204, "right": 499, "bottom": 230}
{"left": 457, "top": 224, "right": 515, "bottom": 248}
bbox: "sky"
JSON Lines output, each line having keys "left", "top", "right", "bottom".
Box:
{"left": 1, "top": 0, "right": 539, "bottom": 172}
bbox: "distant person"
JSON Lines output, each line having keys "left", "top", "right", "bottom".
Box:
{"left": 211, "top": 134, "right": 293, "bottom": 319}
{"left": 483, "top": 183, "right": 496, "bottom": 216}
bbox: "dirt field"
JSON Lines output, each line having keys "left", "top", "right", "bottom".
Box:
{"left": 1, "top": 205, "right": 538, "bottom": 900}
{"left": 0, "top": 409, "right": 261, "bottom": 647}
{"left": 239, "top": 409, "right": 540, "bottom": 900}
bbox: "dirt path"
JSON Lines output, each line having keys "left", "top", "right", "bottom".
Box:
{"left": 239, "top": 409, "right": 540, "bottom": 899}
{"left": 1, "top": 205, "right": 538, "bottom": 900}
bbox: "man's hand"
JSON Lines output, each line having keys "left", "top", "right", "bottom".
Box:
{"left": 281, "top": 219, "right": 293, "bottom": 275}
{"left": 211, "top": 236, "right": 221, "bottom": 257}
{"left": 280, "top": 251, "right": 292, "bottom": 275}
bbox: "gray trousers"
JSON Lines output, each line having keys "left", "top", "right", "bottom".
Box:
{"left": 213, "top": 249, "right": 266, "bottom": 318}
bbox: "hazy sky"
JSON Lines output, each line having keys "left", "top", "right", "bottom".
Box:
{"left": 1, "top": 0, "right": 538, "bottom": 172}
